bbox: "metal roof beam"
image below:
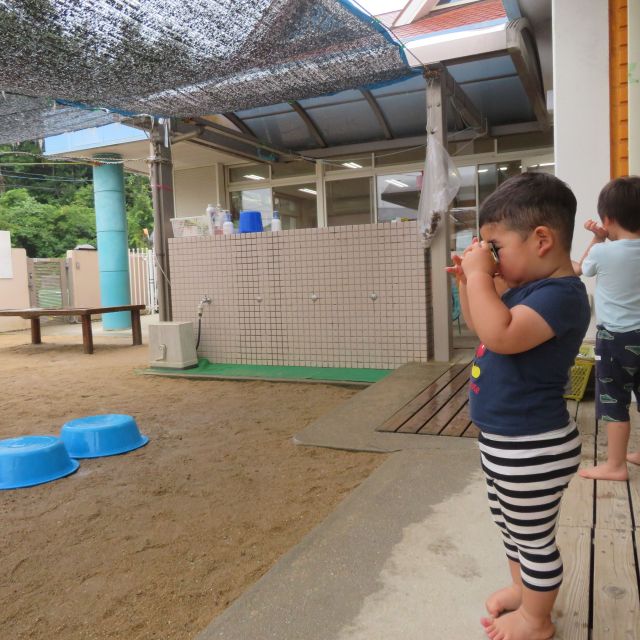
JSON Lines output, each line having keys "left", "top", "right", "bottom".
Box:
{"left": 360, "top": 88, "right": 393, "bottom": 140}
{"left": 223, "top": 112, "right": 256, "bottom": 137}
{"left": 289, "top": 101, "right": 327, "bottom": 148}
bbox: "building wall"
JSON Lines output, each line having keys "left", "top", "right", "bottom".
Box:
{"left": 553, "top": 0, "right": 610, "bottom": 339}
{"left": 169, "top": 222, "right": 429, "bottom": 369}
{"left": 628, "top": 0, "right": 640, "bottom": 174}
{"left": 173, "top": 165, "right": 223, "bottom": 218}
{"left": 0, "top": 248, "right": 30, "bottom": 331}
{"left": 610, "top": 0, "right": 629, "bottom": 177}
{"left": 67, "top": 249, "right": 101, "bottom": 308}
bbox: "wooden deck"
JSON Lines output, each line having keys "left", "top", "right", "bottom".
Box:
{"left": 376, "top": 362, "right": 478, "bottom": 438}
{"left": 377, "top": 363, "right": 640, "bottom": 638}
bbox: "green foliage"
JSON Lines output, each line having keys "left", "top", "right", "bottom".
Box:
{"left": 0, "top": 142, "right": 154, "bottom": 256}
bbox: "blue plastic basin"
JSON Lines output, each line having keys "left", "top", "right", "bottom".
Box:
{"left": 0, "top": 435, "right": 80, "bottom": 490}
{"left": 239, "top": 210, "right": 263, "bottom": 233}
{"left": 61, "top": 414, "right": 149, "bottom": 459}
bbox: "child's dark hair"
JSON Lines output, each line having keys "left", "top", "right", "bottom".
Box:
{"left": 597, "top": 176, "right": 640, "bottom": 232}
{"left": 479, "top": 172, "right": 577, "bottom": 250}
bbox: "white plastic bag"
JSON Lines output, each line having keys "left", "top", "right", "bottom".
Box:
{"left": 417, "top": 131, "right": 461, "bottom": 247}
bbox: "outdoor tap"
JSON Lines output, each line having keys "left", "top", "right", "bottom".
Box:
{"left": 197, "top": 295, "right": 212, "bottom": 317}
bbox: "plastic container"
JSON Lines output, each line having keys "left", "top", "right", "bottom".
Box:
{"left": 0, "top": 435, "right": 79, "bottom": 490}
{"left": 270, "top": 210, "right": 282, "bottom": 232}
{"left": 222, "top": 212, "right": 234, "bottom": 235}
{"left": 239, "top": 210, "right": 263, "bottom": 233}
{"left": 61, "top": 414, "right": 149, "bottom": 458}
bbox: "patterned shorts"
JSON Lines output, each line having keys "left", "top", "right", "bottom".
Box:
{"left": 595, "top": 326, "right": 640, "bottom": 422}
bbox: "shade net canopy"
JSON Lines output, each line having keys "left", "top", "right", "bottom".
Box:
{"left": 0, "top": 0, "right": 415, "bottom": 144}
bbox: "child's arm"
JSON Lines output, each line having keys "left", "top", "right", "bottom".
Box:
{"left": 462, "top": 243, "right": 554, "bottom": 354}
{"left": 573, "top": 219, "right": 607, "bottom": 275}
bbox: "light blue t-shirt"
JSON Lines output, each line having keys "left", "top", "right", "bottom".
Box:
{"left": 582, "top": 239, "right": 640, "bottom": 332}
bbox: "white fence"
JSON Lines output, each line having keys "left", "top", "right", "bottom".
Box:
{"left": 128, "top": 248, "right": 157, "bottom": 313}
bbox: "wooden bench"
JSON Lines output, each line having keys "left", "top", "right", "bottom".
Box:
{"left": 0, "top": 304, "right": 145, "bottom": 354}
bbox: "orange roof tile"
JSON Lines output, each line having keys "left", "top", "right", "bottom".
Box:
{"left": 392, "top": 0, "right": 507, "bottom": 40}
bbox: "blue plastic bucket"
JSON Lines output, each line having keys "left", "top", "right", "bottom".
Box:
{"left": 61, "top": 414, "right": 149, "bottom": 459}
{"left": 0, "top": 435, "right": 79, "bottom": 490}
{"left": 238, "top": 210, "right": 263, "bottom": 233}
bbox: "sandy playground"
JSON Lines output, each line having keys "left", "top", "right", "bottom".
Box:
{"left": 0, "top": 327, "right": 385, "bottom": 639}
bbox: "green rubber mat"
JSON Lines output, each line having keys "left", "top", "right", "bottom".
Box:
{"left": 140, "top": 358, "right": 391, "bottom": 384}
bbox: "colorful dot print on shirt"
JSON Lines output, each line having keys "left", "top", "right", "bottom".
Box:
{"left": 470, "top": 343, "right": 485, "bottom": 395}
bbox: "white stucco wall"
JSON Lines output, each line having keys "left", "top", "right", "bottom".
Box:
{"left": 0, "top": 248, "right": 30, "bottom": 332}
{"left": 173, "top": 165, "right": 223, "bottom": 218}
{"left": 552, "top": 0, "right": 610, "bottom": 337}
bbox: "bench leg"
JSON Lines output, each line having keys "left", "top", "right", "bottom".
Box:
{"left": 81, "top": 315, "right": 94, "bottom": 354}
{"left": 30, "top": 318, "right": 42, "bottom": 344}
{"left": 131, "top": 309, "right": 142, "bottom": 346}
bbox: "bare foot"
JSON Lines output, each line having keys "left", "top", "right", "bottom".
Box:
{"left": 627, "top": 452, "right": 640, "bottom": 466}
{"left": 480, "top": 609, "right": 555, "bottom": 639}
{"left": 485, "top": 584, "right": 522, "bottom": 617}
{"left": 578, "top": 463, "right": 628, "bottom": 481}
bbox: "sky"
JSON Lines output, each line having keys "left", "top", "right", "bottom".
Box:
{"left": 355, "top": 0, "right": 406, "bottom": 15}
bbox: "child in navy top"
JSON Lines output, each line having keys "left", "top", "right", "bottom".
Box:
{"left": 451, "top": 172, "right": 590, "bottom": 640}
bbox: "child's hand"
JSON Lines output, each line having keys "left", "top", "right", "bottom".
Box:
{"left": 445, "top": 254, "right": 466, "bottom": 285}
{"left": 584, "top": 218, "right": 608, "bottom": 241}
{"left": 461, "top": 241, "right": 496, "bottom": 278}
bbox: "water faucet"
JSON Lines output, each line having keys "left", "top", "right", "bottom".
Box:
{"left": 197, "top": 295, "right": 212, "bottom": 317}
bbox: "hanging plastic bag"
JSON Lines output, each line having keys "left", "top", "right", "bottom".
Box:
{"left": 417, "top": 131, "right": 461, "bottom": 247}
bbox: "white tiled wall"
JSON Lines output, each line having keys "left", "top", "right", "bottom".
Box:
{"left": 169, "top": 222, "right": 430, "bottom": 369}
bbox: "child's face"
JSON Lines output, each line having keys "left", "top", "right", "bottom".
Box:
{"left": 479, "top": 222, "right": 538, "bottom": 288}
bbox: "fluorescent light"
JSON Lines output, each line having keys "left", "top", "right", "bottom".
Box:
{"left": 385, "top": 179, "right": 409, "bottom": 188}
{"left": 538, "top": 162, "right": 555, "bottom": 167}
{"left": 342, "top": 161, "right": 363, "bottom": 169}
{"left": 298, "top": 188, "right": 317, "bottom": 195}
{"left": 499, "top": 166, "right": 508, "bottom": 171}
{"left": 243, "top": 174, "right": 265, "bottom": 180}
{"left": 477, "top": 168, "right": 489, "bottom": 173}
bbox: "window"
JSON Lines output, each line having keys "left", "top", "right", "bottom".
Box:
{"left": 273, "top": 184, "right": 317, "bottom": 229}
{"left": 230, "top": 188, "right": 273, "bottom": 227}
{"left": 326, "top": 177, "right": 372, "bottom": 227}
{"left": 376, "top": 172, "right": 421, "bottom": 222}
{"left": 229, "top": 163, "right": 269, "bottom": 184}
{"left": 477, "top": 161, "right": 521, "bottom": 205}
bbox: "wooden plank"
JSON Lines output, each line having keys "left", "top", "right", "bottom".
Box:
{"left": 592, "top": 529, "right": 640, "bottom": 639}
{"left": 378, "top": 364, "right": 468, "bottom": 433}
{"left": 424, "top": 384, "right": 470, "bottom": 435}
{"left": 439, "top": 403, "right": 471, "bottom": 437}
{"left": 461, "top": 422, "right": 479, "bottom": 438}
{"left": 398, "top": 368, "right": 470, "bottom": 433}
{"left": 627, "top": 413, "right": 640, "bottom": 527}
{"left": 554, "top": 526, "right": 591, "bottom": 640}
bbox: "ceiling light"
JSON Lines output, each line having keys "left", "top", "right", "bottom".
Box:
{"left": 499, "top": 166, "right": 507, "bottom": 171}
{"left": 477, "top": 168, "right": 489, "bottom": 173}
{"left": 243, "top": 174, "right": 265, "bottom": 180}
{"left": 299, "top": 188, "right": 317, "bottom": 195}
{"left": 385, "top": 179, "right": 409, "bottom": 188}
{"left": 342, "top": 161, "right": 363, "bottom": 169}
{"left": 538, "top": 162, "right": 555, "bottom": 167}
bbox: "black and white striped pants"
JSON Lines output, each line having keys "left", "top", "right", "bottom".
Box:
{"left": 478, "top": 421, "right": 581, "bottom": 592}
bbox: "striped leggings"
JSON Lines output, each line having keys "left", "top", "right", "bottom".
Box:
{"left": 478, "top": 422, "right": 581, "bottom": 592}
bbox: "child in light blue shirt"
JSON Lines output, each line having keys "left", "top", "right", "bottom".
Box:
{"left": 575, "top": 175, "right": 640, "bottom": 480}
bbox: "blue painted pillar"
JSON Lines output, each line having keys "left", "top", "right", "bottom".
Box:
{"left": 92, "top": 153, "right": 131, "bottom": 329}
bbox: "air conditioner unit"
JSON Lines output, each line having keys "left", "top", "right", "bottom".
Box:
{"left": 148, "top": 321, "right": 198, "bottom": 369}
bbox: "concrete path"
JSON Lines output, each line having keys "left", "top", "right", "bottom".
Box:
{"left": 196, "top": 447, "right": 505, "bottom": 640}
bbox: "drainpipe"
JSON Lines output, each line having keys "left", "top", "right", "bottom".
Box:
{"left": 92, "top": 153, "right": 132, "bottom": 329}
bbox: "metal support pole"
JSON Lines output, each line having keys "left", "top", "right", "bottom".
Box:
{"left": 426, "top": 67, "right": 453, "bottom": 362}
{"left": 148, "top": 121, "right": 175, "bottom": 321}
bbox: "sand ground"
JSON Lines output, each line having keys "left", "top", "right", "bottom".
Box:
{"left": 0, "top": 329, "right": 385, "bottom": 640}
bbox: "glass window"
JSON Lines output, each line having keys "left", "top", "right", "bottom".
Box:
{"left": 326, "top": 177, "right": 372, "bottom": 227}
{"left": 230, "top": 188, "right": 273, "bottom": 227}
{"left": 272, "top": 184, "right": 317, "bottom": 230}
{"left": 477, "top": 160, "right": 521, "bottom": 205}
{"left": 526, "top": 161, "right": 555, "bottom": 175}
{"left": 271, "top": 159, "right": 316, "bottom": 179}
{"left": 376, "top": 172, "right": 421, "bottom": 222}
{"left": 324, "top": 154, "right": 373, "bottom": 172}
{"left": 450, "top": 165, "right": 477, "bottom": 252}
{"left": 228, "top": 163, "right": 270, "bottom": 184}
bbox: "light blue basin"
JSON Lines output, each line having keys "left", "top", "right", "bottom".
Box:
{"left": 0, "top": 435, "right": 80, "bottom": 490}
{"left": 61, "top": 414, "right": 149, "bottom": 458}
